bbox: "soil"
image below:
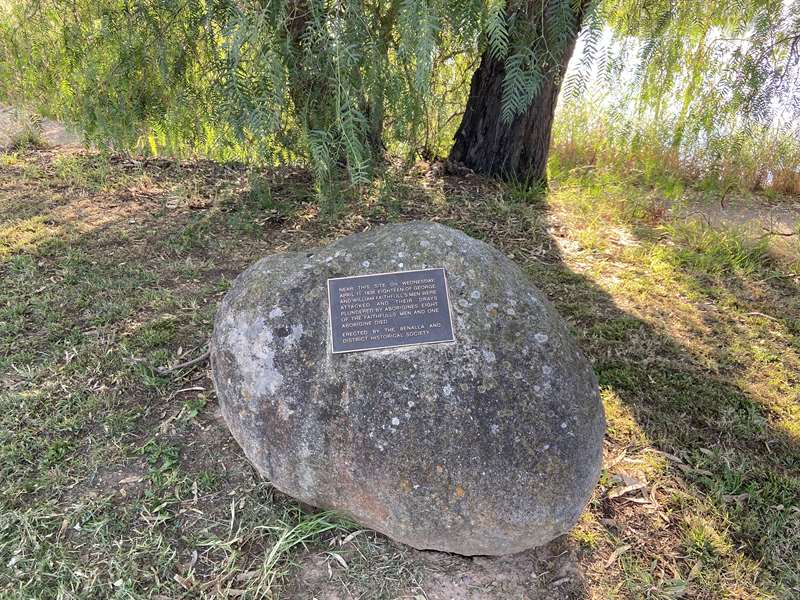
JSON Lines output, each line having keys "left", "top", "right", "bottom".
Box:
{"left": 673, "top": 193, "right": 799, "bottom": 262}
{"left": 0, "top": 105, "right": 82, "bottom": 147}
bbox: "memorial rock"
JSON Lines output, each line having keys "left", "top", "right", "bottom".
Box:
{"left": 211, "top": 221, "right": 604, "bottom": 555}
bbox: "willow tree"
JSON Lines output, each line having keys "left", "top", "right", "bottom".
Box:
{"left": 450, "top": 0, "right": 591, "bottom": 182}
{"left": 1, "top": 0, "right": 798, "bottom": 186}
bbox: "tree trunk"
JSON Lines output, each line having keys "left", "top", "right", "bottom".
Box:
{"left": 449, "top": 1, "right": 587, "bottom": 185}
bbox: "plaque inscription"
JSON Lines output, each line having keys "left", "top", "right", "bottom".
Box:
{"left": 327, "top": 268, "right": 455, "bottom": 353}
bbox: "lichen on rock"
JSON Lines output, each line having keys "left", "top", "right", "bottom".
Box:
{"left": 211, "top": 221, "right": 605, "bottom": 556}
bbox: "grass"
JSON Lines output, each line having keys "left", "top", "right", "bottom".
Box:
{"left": 5, "top": 115, "right": 45, "bottom": 152}
{"left": 551, "top": 99, "right": 800, "bottom": 197}
{"left": 1, "top": 146, "right": 798, "bottom": 599}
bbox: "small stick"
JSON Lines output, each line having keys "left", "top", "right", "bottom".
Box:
{"left": 157, "top": 347, "right": 210, "bottom": 376}
{"left": 745, "top": 311, "right": 780, "bottom": 321}
{"left": 166, "top": 386, "right": 206, "bottom": 402}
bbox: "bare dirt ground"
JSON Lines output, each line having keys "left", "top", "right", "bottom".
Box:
{"left": 0, "top": 105, "right": 81, "bottom": 147}
{"left": 673, "top": 194, "right": 800, "bottom": 262}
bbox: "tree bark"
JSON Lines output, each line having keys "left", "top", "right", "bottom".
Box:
{"left": 448, "top": 1, "right": 587, "bottom": 185}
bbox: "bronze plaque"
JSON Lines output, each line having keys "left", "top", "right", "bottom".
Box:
{"left": 327, "top": 268, "right": 455, "bottom": 354}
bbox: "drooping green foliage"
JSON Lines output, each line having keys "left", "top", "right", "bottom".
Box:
{"left": 0, "top": 0, "right": 587, "bottom": 179}
{"left": 0, "top": 0, "right": 229, "bottom": 154}
{"left": 0, "top": 0, "right": 473, "bottom": 177}
{"left": 1, "top": 0, "right": 798, "bottom": 189}
{"left": 611, "top": 0, "right": 800, "bottom": 136}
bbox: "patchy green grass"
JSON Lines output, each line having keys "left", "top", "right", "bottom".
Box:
{"left": 1, "top": 148, "right": 798, "bottom": 599}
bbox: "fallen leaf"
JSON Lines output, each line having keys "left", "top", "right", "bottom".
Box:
{"left": 604, "top": 544, "right": 632, "bottom": 567}
{"left": 327, "top": 552, "right": 348, "bottom": 570}
{"left": 621, "top": 474, "right": 645, "bottom": 487}
{"left": 646, "top": 449, "right": 683, "bottom": 463}
{"left": 625, "top": 496, "right": 653, "bottom": 505}
{"left": 118, "top": 475, "right": 143, "bottom": 485}
{"left": 663, "top": 578, "right": 689, "bottom": 597}
{"left": 608, "top": 483, "right": 647, "bottom": 499}
{"left": 606, "top": 450, "right": 627, "bottom": 469}
{"left": 722, "top": 493, "right": 749, "bottom": 505}
{"left": 341, "top": 529, "right": 368, "bottom": 546}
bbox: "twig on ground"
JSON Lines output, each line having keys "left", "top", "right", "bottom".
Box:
{"left": 166, "top": 386, "right": 206, "bottom": 402}
{"left": 157, "top": 346, "right": 210, "bottom": 376}
{"left": 745, "top": 311, "right": 780, "bottom": 321}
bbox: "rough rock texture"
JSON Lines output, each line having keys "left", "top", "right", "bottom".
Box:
{"left": 211, "top": 221, "right": 605, "bottom": 556}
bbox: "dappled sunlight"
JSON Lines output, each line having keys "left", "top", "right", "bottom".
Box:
{"left": 0, "top": 151, "right": 179, "bottom": 246}
{"left": 540, "top": 169, "right": 799, "bottom": 595}
{"left": 2, "top": 147, "right": 798, "bottom": 597}
{"left": 547, "top": 171, "right": 800, "bottom": 449}
{"left": 0, "top": 215, "right": 58, "bottom": 259}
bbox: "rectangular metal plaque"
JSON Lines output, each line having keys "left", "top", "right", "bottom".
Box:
{"left": 327, "top": 267, "right": 455, "bottom": 354}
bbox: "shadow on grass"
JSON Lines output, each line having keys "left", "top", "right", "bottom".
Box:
{"left": 2, "top": 148, "right": 798, "bottom": 598}
{"left": 401, "top": 172, "right": 799, "bottom": 596}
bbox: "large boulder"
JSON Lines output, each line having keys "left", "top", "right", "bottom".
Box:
{"left": 211, "top": 221, "right": 604, "bottom": 556}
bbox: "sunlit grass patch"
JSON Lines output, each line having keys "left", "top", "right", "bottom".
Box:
{"left": 0, "top": 151, "right": 21, "bottom": 166}
{"left": 570, "top": 510, "right": 606, "bottom": 553}
{"left": 0, "top": 216, "right": 58, "bottom": 259}
{"left": 601, "top": 388, "right": 648, "bottom": 447}
{"left": 661, "top": 221, "right": 771, "bottom": 276}
{"left": 683, "top": 515, "right": 733, "bottom": 565}
{"left": 545, "top": 165, "right": 799, "bottom": 596}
